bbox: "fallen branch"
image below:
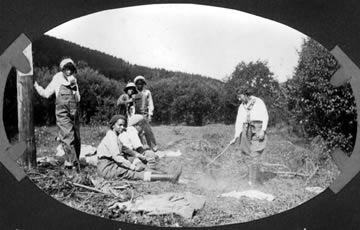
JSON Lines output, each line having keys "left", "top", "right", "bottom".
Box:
{"left": 270, "top": 171, "right": 310, "bottom": 177}
{"left": 107, "top": 180, "right": 143, "bottom": 185}
{"left": 261, "top": 162, "right": 289, "bottom": 169}
{"left": 305, "top": 166, "right": 319, "bottom": 184}
{"left": 73, "top": 182, "right": 105, "bottom": 194}
{"left": 112, "top": 185, "right": 130, "bottom": 190}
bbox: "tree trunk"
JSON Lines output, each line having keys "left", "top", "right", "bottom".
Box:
{"left": 17, "top": 44, "right": 36, "bottom": 168}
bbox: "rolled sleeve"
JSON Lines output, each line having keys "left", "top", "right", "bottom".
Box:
{"left": 234, "top": 106, "right": 245, "bottom": 138}
{"left": 117, "top": 94, "right": 129, "bottom": 106}
{"left": 34, "top": 80, "right": 55, "bottom": 99}
{"left": 75, "top": 84, "right": 81, "bottom": 102}
{"left": 147, "top": 91, "right": 154, "bottom": 116}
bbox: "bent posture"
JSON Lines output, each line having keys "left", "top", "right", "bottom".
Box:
{"left": 34, "top": 58, "right": 81, "bottom": 170}
{"left": 230, "top": 88, "right": 269, "bottom": 185}
{"left": 119, "top": 122, "right": 159, "bottom": 170}
{"left": 97, "top": 115, "right": 181, "bottom": 182}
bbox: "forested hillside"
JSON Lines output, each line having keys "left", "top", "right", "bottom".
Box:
{"left": 33, "top": 35, "right": 220, "bottom": 84}
{"left": 4, "top": 35, "right": 357, "bottom": 152}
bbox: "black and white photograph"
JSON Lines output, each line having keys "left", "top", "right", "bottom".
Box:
{"left": 1, "top": 1, "right": 360, "bottom": 230}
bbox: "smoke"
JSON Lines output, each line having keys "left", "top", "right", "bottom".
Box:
{"left": 195, "top": 167, "right": 250, "bottom": 192}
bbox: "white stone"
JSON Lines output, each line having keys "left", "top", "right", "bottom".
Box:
{"left": 219, "top": 190, "right": 275, "bottom": 202}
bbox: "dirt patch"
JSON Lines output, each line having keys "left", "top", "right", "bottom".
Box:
{"left": 29, "top": 124, "right": 340, "bottom": 227}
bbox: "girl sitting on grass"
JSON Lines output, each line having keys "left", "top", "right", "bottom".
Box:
{"left": 97, "top": 115, "right": 181, "bottom": 182}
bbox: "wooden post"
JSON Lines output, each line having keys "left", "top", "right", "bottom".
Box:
{"left": 17, "top": 43, "right": 36, "bottom": 168}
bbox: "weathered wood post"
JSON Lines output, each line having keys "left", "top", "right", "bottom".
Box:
{"left": 17, "top": 43, "right": 36, "bottom": 167}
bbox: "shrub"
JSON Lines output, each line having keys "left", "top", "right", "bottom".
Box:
{"left": 285, "top": 38, "right": 356, "bottom": 152}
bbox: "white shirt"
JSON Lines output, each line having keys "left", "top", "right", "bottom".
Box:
{"left": 96, "top": 130, "right": 131, "bottom": 167}
{"left": 234, "top": 96, "right": 269, "bottom": 138}
{"left": 34, "top": 72, "right": 80, "bottom": 102}
{"left": 118, "top": 126, "right": 143, "bottom": 150}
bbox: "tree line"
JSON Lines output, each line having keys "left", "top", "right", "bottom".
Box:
{"left": 3, "top": 36, "right": 357, "bottom": 152}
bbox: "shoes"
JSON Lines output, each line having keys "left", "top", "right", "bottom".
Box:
{"left": 64, "top": 160, "right": 80, "bottom": 173}
{"left": 150, "top": 167, "right": 182, "bottom": 183}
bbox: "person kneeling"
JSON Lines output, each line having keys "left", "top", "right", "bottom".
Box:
{"left": 97, "top": 115, "right": 181, "bottom": 183}
{"left": 119, "top": 120, "right": 159, "bottom": 170}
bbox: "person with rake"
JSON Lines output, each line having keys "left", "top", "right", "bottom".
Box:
{"left": 97, "top": 115, "right": 181, "bottom": 183}
{"left": 229, "top": 87, "right": 269, "bottom": 186}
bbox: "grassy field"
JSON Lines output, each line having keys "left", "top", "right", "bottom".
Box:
{"left": 29, "top": 123, "right": 340, "bottom": 227}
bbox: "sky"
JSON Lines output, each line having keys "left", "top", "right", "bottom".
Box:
{"left": 46, "top": 4, "right": 307, "bottom": 83}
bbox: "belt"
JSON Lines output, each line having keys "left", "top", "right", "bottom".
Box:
{"left": 244, "top": 120, "right": 262, "bottom": 123}
{"left": 249, "top": 120, "right": 263, "bottom": 124}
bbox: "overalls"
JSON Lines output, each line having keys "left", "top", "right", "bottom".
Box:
{"left": 55, "top": 84, "right": 81, "bottom": 166}
{"left": 133, "top": 91, "right": 149, "bottom": 117}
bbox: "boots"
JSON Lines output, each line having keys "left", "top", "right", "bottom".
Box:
{"left": 248, "top": 163, "right": 261, "bottom": 186}
{"left": 150, "top": 167, "right": 182, "bottom": 183}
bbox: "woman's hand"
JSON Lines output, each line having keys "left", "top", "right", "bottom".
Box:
{"left": 257, "top": 130, "right": 265, "bottom": 141}
{"left": 229, "top": 137, "right": 238, "bottom": 145}
{"left": 134, "top": 164, "right": 145, "bottom": 172}
{"left": 136, "top": 153, "right": 146, "bottom": 162}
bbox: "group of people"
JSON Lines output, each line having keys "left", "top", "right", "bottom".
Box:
{"left": 34, "top": 58, "right": 269, "bottom": 186}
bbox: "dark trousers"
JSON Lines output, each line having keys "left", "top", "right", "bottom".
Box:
{"left": 97, "top": 158, "right": 144, "bottom": 180}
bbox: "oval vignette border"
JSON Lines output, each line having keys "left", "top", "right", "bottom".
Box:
{"left": 1, "top": 1, "right": 360, "bottom": 230}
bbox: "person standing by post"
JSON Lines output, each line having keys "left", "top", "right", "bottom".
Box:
{"left": 229, "top": 88, "right": 269, "bottom": 186}
{"left": 34, "top": 58, "right": 81, "bottom": 171}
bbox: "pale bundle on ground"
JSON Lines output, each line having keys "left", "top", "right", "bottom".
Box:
{"left": 109, "top": 192, "right": 206, "bottom": 219}
{"left": 56, "top": 144, "right": 97, "bottom": 166}
{"left": 219, "top": 190, "right": 275, "bottom": 202}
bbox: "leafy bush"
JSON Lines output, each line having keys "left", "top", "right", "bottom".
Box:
{"left": 285, "top": 38, "right": 356, "bottom": 152}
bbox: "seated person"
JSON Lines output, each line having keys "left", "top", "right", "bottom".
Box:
{"left": 118, "top": 122, "right": 159, "bottom": 170}
{"left": 117, "top": 82, "right": 158, "bottom": 152}
{"left": 97, "top": 115, "right": 181, "bottom": 182}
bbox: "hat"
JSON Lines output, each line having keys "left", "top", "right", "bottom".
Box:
{"left": 236, "top": 87, "right": 251, "bottom": 96}
{"left": 124, "top": 82, "right": 137, "bottom": 93}
{"left": 134, "top": 75, "right": 146, "bottom": 85}
{"left": 109, "top": 115, "right": 127, "bottom": 128}
{"left": 59, "top": 58, "right": 75, "bottom": 70}
{"left": 128, "top": 114, "right": 144, "bottom": 126}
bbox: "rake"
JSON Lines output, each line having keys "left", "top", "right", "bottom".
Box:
{"left": 206, "top": 142, "right": 232, "bottom": 168}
